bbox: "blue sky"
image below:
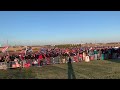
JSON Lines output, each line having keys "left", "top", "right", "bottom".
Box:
{"left": 0, "top": 11, "right": 120, "bottom": 46}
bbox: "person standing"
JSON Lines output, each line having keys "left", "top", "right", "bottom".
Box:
{"left": 98, "top": 49, "right": 101, "bottom": 60}
{"left": 94, "top": 49, "right": 98, "bottom": 60}
{"left": 38, "top": 54, "right": 43, "bottom": 66}
{"left": 83, "top": 51, "right": 86, "bottom": 61}
{"left": 85, "top": 53, "right": 90, "bottom": 62}
{"left": 101, "top": 49, "right": 105, "bottom": 60}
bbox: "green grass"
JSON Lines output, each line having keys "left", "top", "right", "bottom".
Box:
{"left": 0, "top": 59, "right": 120, "bottom": 79}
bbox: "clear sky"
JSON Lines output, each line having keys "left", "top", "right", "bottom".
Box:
{"left": 0, "top": 11, "right": 120, "bottom": 46}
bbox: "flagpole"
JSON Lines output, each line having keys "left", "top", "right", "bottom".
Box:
{"left": 6, "top": 39, "right": 8, "bottom": 55}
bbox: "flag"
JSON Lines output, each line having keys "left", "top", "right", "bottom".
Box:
{"left": 2, "top": 46, "right": 9, "bottom": 53}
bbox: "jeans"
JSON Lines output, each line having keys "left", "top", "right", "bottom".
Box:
{"left": 94, "top": 54, "right": 97, "bottom": 60}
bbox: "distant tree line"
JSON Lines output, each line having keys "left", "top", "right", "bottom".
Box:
{"left": 55, "top": 44, "right": 81, "bottom": 48}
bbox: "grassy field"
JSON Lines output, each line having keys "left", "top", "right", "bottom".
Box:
{"left": 0, "top": 59, "right": 120, "bottom": 79}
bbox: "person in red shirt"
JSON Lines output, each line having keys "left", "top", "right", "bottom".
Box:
{"left": 38, "top": 54, "right": 43, "bottom": 66}
{"left": 73, "top": 55, "right": 79, "bottom": 62}
{"left": 21, "top": 54, "right": 25, "bottom": 60}
{"left": 79, "top": 52, "right": 83, "bottom": 62}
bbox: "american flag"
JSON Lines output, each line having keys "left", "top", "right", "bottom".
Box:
{"left": 2, "top": 46, "right": 9, "bottom": 53}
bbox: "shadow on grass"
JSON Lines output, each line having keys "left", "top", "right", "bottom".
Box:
{"left": 67, "top": 57, "right": 76, "bottom": 79}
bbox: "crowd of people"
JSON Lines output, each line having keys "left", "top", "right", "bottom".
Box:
{"left": 0, "top": 46, "right": 120, "bottom": 69}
